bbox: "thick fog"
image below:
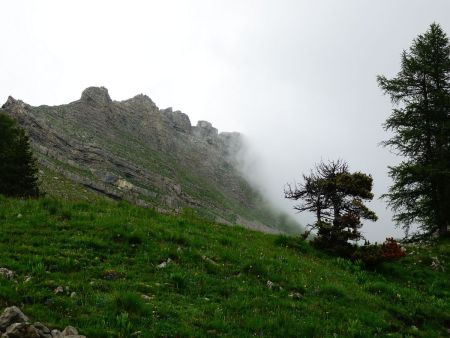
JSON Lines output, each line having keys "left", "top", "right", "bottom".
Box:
{"left": 1, "top": 1, "right": 450, "bottom": 241}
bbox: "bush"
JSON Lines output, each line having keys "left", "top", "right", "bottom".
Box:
{"left": 380, "top": 237, "right": 406, "bottom": 261}
{"left": 354, "top": 238, "right": 406, "bottom": 268}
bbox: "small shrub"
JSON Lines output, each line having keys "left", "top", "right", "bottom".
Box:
{"left": 355, "top": 238, "right": 406, "bottom": 268}
{"left": 380, "top": 237, "right": 406, "bottom": 261}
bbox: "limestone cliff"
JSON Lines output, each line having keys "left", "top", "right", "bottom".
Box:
{"left": 2, "top": 87, "right": 299, "bottom": 234}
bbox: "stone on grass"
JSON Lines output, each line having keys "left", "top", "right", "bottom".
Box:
{"left": 0, "top": 306, "right": 29, "bottom": 331}
{"left": 0, "top": 268, "right": 15, "bottom": 280}
{"left": 2, "top": 322, "right": 39, "bottom": 338}
{"left": 60, "top": 326, "right": 78, "bottom": 336}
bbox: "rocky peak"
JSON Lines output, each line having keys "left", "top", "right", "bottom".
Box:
{"left": 2, "top": 96, "right": 17, "bottom": 108}
{"left": 2, "top": 96, "right": 25, "bottom": 110}
{"left": 194, "top": 120, "right": 218, "bottom": 139}
{"left": 80, "top": 87, "right": 112, "bottom": 107}
{"left": 162, "top": 108, "right": 192, "bottom": 133}
{"left": 118, "top": 94, "right": 159, "bottom": 117}
{"left": 1, "top": 97, "right": 29, "bottom": 120}
{"left": 128, "top": 94, "right": 158, "bottom": 109}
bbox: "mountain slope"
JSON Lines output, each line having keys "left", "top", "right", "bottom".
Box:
{"left": 1, "top": 87, "right": 299, "bottom": 234}
{"left": 0, "top": 197, "right": 448, "bottom": 337}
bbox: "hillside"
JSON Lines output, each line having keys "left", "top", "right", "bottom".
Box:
{"left": 1, "top": 87, "right": 299, "bottom": 234}
{"left": 0, "top": 197, "right": 448, "bottom": 337}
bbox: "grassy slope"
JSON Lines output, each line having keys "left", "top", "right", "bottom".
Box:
{"left": 0, "top": 196, "right": 449, "bottom": 337}
{"left": 31, "top": 104, "right": 302, "bottom": 233}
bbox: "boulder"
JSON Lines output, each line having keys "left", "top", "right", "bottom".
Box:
{"left": 60, "top": 326, "right": 78, "bottom": 336}
{"left": 32, "top": 322, "right": 52, "bottom": 338}
{"left": 0, "top": 306, "right": 29, "bottom": 332}
{"left": 2, "top": 322, "right": 39, "bottom": 338}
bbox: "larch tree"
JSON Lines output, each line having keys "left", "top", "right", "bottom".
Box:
{"left": 378, "top": 23, "right": 450, "bottom": 238}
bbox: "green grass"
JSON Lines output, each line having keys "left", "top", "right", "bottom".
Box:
{"left": 0, "top": 196, "right": 449, "bottom": 337}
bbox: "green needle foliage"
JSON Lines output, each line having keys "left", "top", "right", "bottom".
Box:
{"left": 285, "top": 160, "right": 377, "bottom": 254}
{"left": 0, "top": 113, "right": 39, "bottom": 197}
{"left": 378, "top": 23, "right": 450, "bottom": 239}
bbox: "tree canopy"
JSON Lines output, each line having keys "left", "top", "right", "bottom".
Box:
{"left": 285, "top": 160, "right": 377, "bottom": 251}
{"left": 0, "top": 112, "right": 39, "bottom": 197}
{"left": 378, "top": 23, "right": 450, "bottom": 238}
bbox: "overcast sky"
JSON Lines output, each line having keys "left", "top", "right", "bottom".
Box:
{"left": 1, "top": 1, "right": 449, "bottom": 241}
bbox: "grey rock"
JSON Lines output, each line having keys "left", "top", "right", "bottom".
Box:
{"left": 50, "top": 329, "right": 61, "bottom": 337}
{"left": 0, "top": 306, "right": 29, "bottom": 331}
{"left": 193, "top": 120, "right": 218, "bottom": 141}
{"left": 33, "top": 322, "right": 50, "bottom": 332}
{"left": 163, "top": 108, "right": 192, "bottom": 133}
{"left": 60, "top": 326, "right": 78, "bottom": 336}
{"left": 53, "top": 286, "right": 64, "bottom": 294}
{"left": 2, "top": 322, "right": 39, "bottom": 338}
{"left": 80, "top": 87, "right": 111, "bottom": 107}
{"left": 33, "top": 322, "right": 52, "bottom": 338}
{"left": 1, "top": 87, "right": 300, "bottom": 234}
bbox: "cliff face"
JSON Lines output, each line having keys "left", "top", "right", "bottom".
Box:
{"left": 2, "top": 87, "right": 296, "bottom": 233}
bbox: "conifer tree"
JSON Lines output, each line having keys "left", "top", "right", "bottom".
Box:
{"left": 0, "top": 113, "right": 39, "bottom": 197}
{"left": 285, "top": 160, "right": 377, "bottom": 252}
{"left": 378, "top": 23, "right": 450, "bottom": 238}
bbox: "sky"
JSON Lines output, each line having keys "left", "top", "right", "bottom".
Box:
{"left": 1, "top": 0, "right": 450, "bottom": 241}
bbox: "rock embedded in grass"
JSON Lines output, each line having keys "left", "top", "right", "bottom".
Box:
{"left": 0, "top": 268, "right": 15, "bottom": 280}
{"left": 0, "top": 306, "right": 85, "bottom": 338}
{"left": 0, "top": 307, "right": 28, "bottom": 331}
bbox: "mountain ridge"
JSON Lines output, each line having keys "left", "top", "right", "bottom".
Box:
{"left": 2, "top": 87, "right": 300, "bottom": 234}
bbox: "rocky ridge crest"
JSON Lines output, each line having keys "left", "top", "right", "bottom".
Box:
{"left": 1, "top": 87, "right": 292, "bottom": 233}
